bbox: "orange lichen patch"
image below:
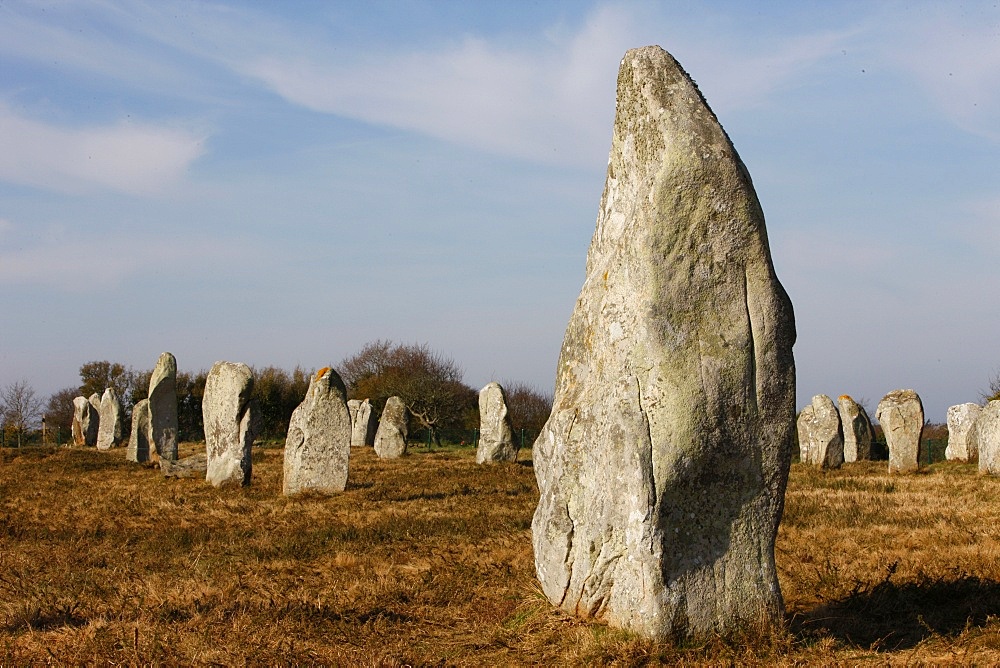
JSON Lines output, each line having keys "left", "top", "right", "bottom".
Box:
{"left": 839, "top": 394, "right": 853, "bottom": 401}
{"left": 316, "top": 366, "right": 331, "bottom": 380}
{"left": 602, "top": 270, "right": 609, "bottom": 283}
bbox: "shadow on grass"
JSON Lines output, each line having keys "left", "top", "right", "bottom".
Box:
{"left": 792, "top": 566, "right": 1000, "bottom": 651}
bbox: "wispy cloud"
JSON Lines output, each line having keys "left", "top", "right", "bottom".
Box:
{"left": 0, "top": 105, "right": 205, "bottom": 195}
{"left": 0, "top": 220, "right": 260, "bottom": 291}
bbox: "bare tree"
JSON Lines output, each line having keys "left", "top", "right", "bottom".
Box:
{"left": 982, "top": 368, "right": 1000, "bottom": 403}
{"left": 502, "top": 381, "right": 553, "bottom": 445}
{"left": 1, "top": 379, "right": 44, "bottom": 447}
{"left": 340, "top": 341, "right": 476, "bottom": 445}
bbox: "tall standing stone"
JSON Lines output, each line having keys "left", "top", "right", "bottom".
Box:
{"left": 126, "top": 399, "right": 153, "bottom": 463}
{"left": 149, "top": 352, "right": 179, "bottom": 461}
{"left": 796, "top": 395, "right": 843, "bottom": 468}
{"left": 352, "top": 399, "right": 377, "bottom": 447}
{"left": 96, "top": 388, "right": 123, "bottom": 450}
{"left": 946, "top": 403, "right": 981, "bottom": 461}
{"left": 283, "top": 367, "right": 352, "bottom": 495}
{"left": 876, "top": 389, "right": 924, "bottom": 474}
{"left": 72, "top": 396, "right": 99, "bottom": 446}
{"left": 374, "top": 396, "right": 408, "bottom": 459}
{"left": 531, "top": 46, "right": 796, "bottom": 640}
{"left": 476, "top": 382, "right": 517, "bottom": 463}
{"left": 838, "top": 395, "right": 873, "bottom": 463}
{"left": 977, "top": 401, "right": 1000, "bottom": 474}
{"left": 203, "top": 361, "right": 258, "bottom": 487}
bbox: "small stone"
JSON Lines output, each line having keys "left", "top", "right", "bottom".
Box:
{"left": 126, "top": 399, "right": 153, "bottom": 463}
{"left": 876, "top": 389, "right": 924, "bottom": 474}
{"left": 476, "top": 382, "right": 517, "bottom": 463}
{"left": 203, "top": 361, "right": 258, "bottom": 487}
{"left": 351, "top": 399, "right": 377, "bottom": 447}
{"left": 978, "top": 401, "right": 1000, "bottom": 474}
{"left": 282, "top": 367, "right": 352, "bottom": 495}
{"left": 347, "top": 399, "right": 360, "bottom": 432}
{"left": 946, "top": 403, "right": 981, "bottom": 461}
{"left": 796, "top": 395, "right": 843, "bottom": 468}
{"left": 149, "top": 352, "right": 179, "bottom": 461}
{"left": 374, "top": 396, "right": 408, "bottom": 459}
{"left": 96, "top": 388, "right": 124, "bottom": 450}
{"left": 161, "top": 453, "right": 208, "bottom": 478}
{"left": 837, "top": 395, "right": 874, "bottom": 463}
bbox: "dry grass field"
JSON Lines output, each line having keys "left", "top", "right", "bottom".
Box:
{"left": 3, "top": 444, "right": 1000, "bottom": 665}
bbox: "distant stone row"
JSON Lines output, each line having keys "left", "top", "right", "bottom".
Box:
{"left": 798, "top": 390, "right": 1000, "bottom": 474}
{"left": 71, "top": 352, "right": 521, "bottom": 492}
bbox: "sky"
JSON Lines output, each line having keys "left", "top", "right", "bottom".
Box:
{"left": 1, "top": 0, "right": 998, "bottom": 423}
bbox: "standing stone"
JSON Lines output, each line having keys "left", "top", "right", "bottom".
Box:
{"left": 126, "top": 399, "right": 153, "bottom": 463}
{"left": 838, "top": 395, "right": 874, "bottom": 463}
{"left": 531, "top": 46, "right": 796, "bottom": 640}
{"left": 347, "top": 399, "right": 361, "bottom": 434}
{"left": 203, "top": 361, "right": 258, "bottom": 487}
{"left": 796, "top": 395, "right": 843, "bottom": 468}
{"left": 96, "top": 388, "right": 124, "bottom": 450}
{"left": 72, "top": 396, "right": 99, "bottom": 447}
{"left": 283, "top": 367, "right": 352, "bottom": 495}
{"left": 977, "top": 401, "right": 1000, "bottom": 474}
{"left": 946, "top": 403, "right": 981, "bottom": 461}
{"left": 876, "top": 389, "right": 924, "bottom": 474}
{"left": 476, "top": 382, "right": 517, "bottom": 463}
{"left": 351, "top": 399, "right": 377, "bottom": 447}
{"left": 374, "top": 396, "right": 408, "bottom": 459}
{"left": 149, "top": 352, "right": 179, "bottom": 461}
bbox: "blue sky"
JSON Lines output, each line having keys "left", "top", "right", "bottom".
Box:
{"left": 1, "top": 1, "right": 998, "bottom": 422}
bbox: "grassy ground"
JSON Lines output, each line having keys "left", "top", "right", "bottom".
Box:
{"left": 2, "top": 445, "right": 1000, "bottom": 665}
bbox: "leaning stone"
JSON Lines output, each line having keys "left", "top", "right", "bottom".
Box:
{"left": 477, "top": 382, "right": 517, "bottom": 463}
{"left": 978, "top": 401, "right": 1000, "bottom": 475}
{"left": 161, "top": 453, "right": 208, "bottom": 479}
{"left": 374, "top": 396, "right": 408, "bottom": 459}
{"left": 531, "top": 46, "right": 796, "bottom": 640}
{"left": 126, "top": 399, "right": 154, "bottom": 463}
{"left": 149, "top": 352, "right": 179, "bottom": 461}
{"left": 946, "top": 403, "right": 981, "bottom": 461}
{"left": 838, "top": 395, "right": 873, "bottom": 463}
{"left": 96, "top": 388, "right": 124, "bottom": 450}
{"left": 796, "top": 395, "right": 843, "bottom": 468}
{"left": 283, "top": 367, "right": 352, "bottom": 495}
{"left": 203, "top": 361, "right": 258, "bottom": 487}
{"left": 351, "top": 399, "right": 377, "bottom": 447}
{"left": 876, "top": 389, "right": 924, "bottom": 474}
{"left": 72, "top": 396, "right": 99, "bottom": 446}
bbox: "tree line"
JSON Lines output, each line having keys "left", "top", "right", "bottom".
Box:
{"left": 2, "top": 342, "right": 552, "bottom": 447}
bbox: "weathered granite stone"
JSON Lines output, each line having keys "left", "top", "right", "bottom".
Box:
{"left": 283, "top": 367, "right": 352, "bottom": 495}
{"left": 72, "top": 396, "right": 99, "bottom": 446}
{"left": 876, "top": 389, "right": 924, "bottom": 474}
{"left": 837, "top": 395, "right": 873, "bottom": 463}
{"left": 351, "top": 399, "right": 377, "bottom": 447}
{"left": 946, "top": 403, "right": 981, "bottom": 461}
{"left": 88, "top": 393, "right": 101, "bottom": 413}
{"left": 203, "top": 361, "right": 257, "bottom": 487}
{"left": 126, "top": 399, "right": 153, "bottom": 463}
{"left": 96, "top": 388, "right": 123, "bottom": 450}
{"left": 347, "top": 399, "right": 361, "bottom": 433}
{"left": 531, "top": 46, "right": 796, "bottom": 640}
{"left": 476, "top": 382, "right": 517, "bottom": 463}
{"left": 796, "top": 395, "right": 843, "bottom": 468}
{"left": 374, "top": 396, "right": 408, "bottom": 459}
{"left": 978, "top": 401, "right": 1000, "bottom": 475}
{"left": 149, "top": 352, "right": 179, "bottom": 461}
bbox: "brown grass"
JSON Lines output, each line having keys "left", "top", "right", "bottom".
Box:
{"left": 2, "top": 446, "right": 1000, "bottom": 665}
